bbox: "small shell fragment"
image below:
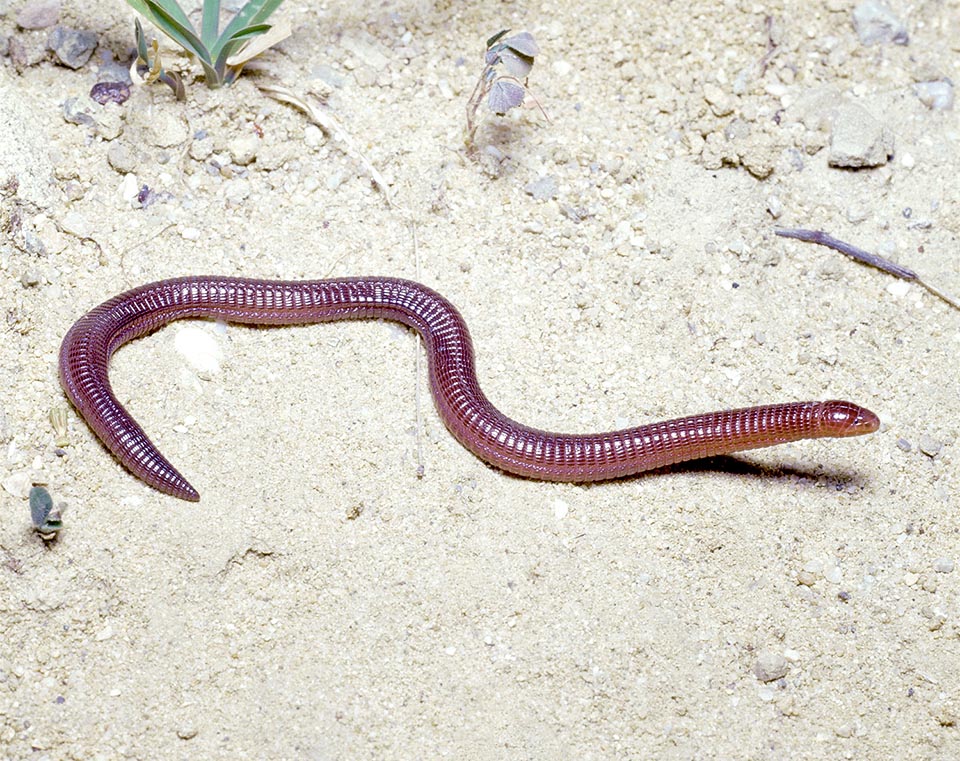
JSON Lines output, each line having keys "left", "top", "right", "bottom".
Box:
{"left": 49, "top": 407, "right": 69, "bottom": 447}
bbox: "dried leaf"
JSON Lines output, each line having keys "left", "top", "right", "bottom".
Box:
{"left": 502, "top": 32, "right": 539, "bottom": 58}
{"left": 488, "top": 80, "right": 526, "bottom": 114}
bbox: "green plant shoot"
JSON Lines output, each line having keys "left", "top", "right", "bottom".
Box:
{"left": 126, "top": 0, "right": 289, "bottom": 89}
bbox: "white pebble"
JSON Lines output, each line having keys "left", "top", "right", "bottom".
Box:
{"left": 59, "top": 211, "right": 91, "bottom": 238}
{"left": 933, "top": 558, "right": 955, "bottom": 573}
{"left": 553, "top": 499, "right": 569, "bottom": 520}
{"left": 754, "top": 650, "right": 788, "bottom": 682}
{"left": 118, "top": 173, "right": 140, "bottom": 204}
{"left": 2, "top": 471, "right": 32, "bottom": 498}
{"left": 886, "top": 280, "right": 911, "bottom": 297}
{"left": 174, "top": 327, "right": 222, "bottom": 376}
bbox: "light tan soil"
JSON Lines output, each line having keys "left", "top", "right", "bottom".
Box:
{"left": 1, "top": 1, "right": 958, "bottom": 757}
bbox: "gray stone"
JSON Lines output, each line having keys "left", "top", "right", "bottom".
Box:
{"left": 16, "top": 0, "right": 60, "bottom": 29}
{"left": 47, "top": 25, "right": 97, "bottom": 69}
{"left": 914, "top": 81, "right": 954, "bottom": 111}
{"left": 754, "top": 650, "right": 789, "bottom": 682}
{"left": 852, "top": 0, "right": 908, "bottom": 45}
{"left": 829, "top": 103, "right": 894, "bottom": 168}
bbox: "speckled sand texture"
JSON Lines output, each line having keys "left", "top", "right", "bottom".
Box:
{"left": 1, "top": 1, "right": 959, "bottom": 757}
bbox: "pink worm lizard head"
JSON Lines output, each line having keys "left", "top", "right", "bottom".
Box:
{"left": 58, "top": 276, "right": 880, "bottom": 501}
{"left": 818, "top": 401, "right": 880, "bottom": 438}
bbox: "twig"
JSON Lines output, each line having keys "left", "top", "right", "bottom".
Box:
{"left": 259, "top": 84, "right": 395, "bottom": 209}
{"left": 775, "top": 227, "right": 959, "bottom": 310}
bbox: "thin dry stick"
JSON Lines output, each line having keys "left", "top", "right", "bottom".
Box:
{"left": 775, "top": 227, "right": 960, "bottom": 310}
{"left": 259, "top": 84, "right": 396, "bottom": 209}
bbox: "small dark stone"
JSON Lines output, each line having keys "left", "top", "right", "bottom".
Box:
{"left": 90, "top": 81, "right": 130, "bottom": 105}
{"left": 47, "top": 25, "right": 98, "bottom": 69}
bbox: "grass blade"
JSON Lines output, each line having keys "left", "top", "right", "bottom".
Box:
{"left": 126, "top": 0, "right": 192, "bottom": 31}
{"left": 201, "top": 0, "right": 221, "bottom": 50}
{"left": 141, "top": 0, "right": 210, "bottom": 63}
{"left": 213, "top": 0, "right": 285, "bottom": 58}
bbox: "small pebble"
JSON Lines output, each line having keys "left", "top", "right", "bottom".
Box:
{"left": 852, "top": 0, "right": 909, "bottom": 45}
{"left": 227, "top": 135, "right": 259, "bottom": 166}
{"left": 47, "top": 26, "right": 98, "bottom": 69}
{"left": 524, "top": 175, "right": 559, "bottom": 200}
{"left": 765, "top": 195, "right": 783, "bottom": 219}
{"left": 174, "top": 327, "right": 222, "bottom": 376}
{"left": 796, "top": 570, "right": 817, "bottom": 587}
{"left": 118, "top": 173, "right": 140, "bottom": 204}
{"left": 933, "top": 558, "right": 954, "bottom": 574}
{"left": 917, "top": 434, "right": 942, "bottom": 458}
{"left": 896, "top": 438, "right": 911, "bottom": 452}
{"left": 107, "top": 143, "right": 138, "bottom": 174}
{"left": 914, "top": 81, "right": 954, "bottom": 111}
{"left": 60, "top": 211, "right": 92, "bottom": 238}
{"left": 553, "top": 499, "right": 569, "bottom": 520}
{"left": 90, "top": 81, "right": 130, "bottom": 105}
{"left": 177, "top": 726, "right": 198, "bottom": 740}
{"left": 754, "top": 650, "right": 788, "bottom": 682}
{"left": 828, "top": 103, "right": 894, "bottom": 168}
{"left": 16, "top": 0, "right": 61, "bottom": 29}
{"left": 2, "top": 471, "right": 33, "bottom": 499}
{"left": 20, "top": 270, "right": 42, "bottom": 287}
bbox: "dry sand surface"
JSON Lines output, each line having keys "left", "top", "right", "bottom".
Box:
{"left": 1, "top": 0, "right": 959, "bottom": 757}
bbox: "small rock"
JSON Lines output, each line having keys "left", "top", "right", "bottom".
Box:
{"left": 16, "top": 0, "right": 61, "bottom": 29}
{"left": 2, "top": 471, "right": 33, "bottom": 499}
{"left": 754, "top": 650, "right": 788, "bottom": 682}
{"left": 896, "top": 438, "right": 911, "bottom": 452}
{"left": 227, "top": 135, "right": 259, "bottom": 166}
{"left": 47, "top": 26, "right": 98, "bottom": 69}
{"left": 118, "top": 173, "right": 140, "bottom": 204}
{"left": 61, "top": 94, "right": 98, "bottom": 126}
{"left": 797, "top": 570, "right": 817, "bottom": 587}
{"left": 177, "top": 726, "right": 198, "bottom": 740}
{"left": 553, "top": 499, "right": 569, "bottom": 520}
{"left": 174, "top": 326, "right": 222, "bottom": 377}
{"left": 828, "top": 103, "right": 894, "bottom": 168}
{"left": 766, "top": 195, "right": 783, "bottom": 219}
{"left": 918, "top": 434, "right": 942, "bottom": 458}
{"left": 933, "top": 558, "right": 955, "bottom": 574}
{"left": 852, "top": 0, "right": 909, "bottom": 45}
{"left": 107, "top": 142, "right": 138, "bottom": 174}
{"left": 95, "top": 624, "right": 114, "bottom": 641}
{"left": 59, "top": 211, "right": 91, "bottom": 238}
{"left": 835, "top": 723, "right": 855, "bottom": 738}
{"left": 703, "top": 82, "right": 734, "bottom": 116}
{"left": 914, "top": 81, "right": 954, "bottom": 111}
{"left": 524, "top": 174, "right": 559, "bottom": 200}
{"left": 9, "top": 33, "right": 48, "bottom": 70}
{"left": 20, "top": 270, "right": 42, "bottom": 287}
{"left": 90, "top": 81, "right": 130, "bottom": 105}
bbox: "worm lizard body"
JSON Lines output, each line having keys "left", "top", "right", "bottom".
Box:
{"left": 59, "top": 277, "right": 879, "bottom": 501}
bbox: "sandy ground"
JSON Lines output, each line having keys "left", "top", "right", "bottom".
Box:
{"left": 1, "top": 0, "right": 959, "bottom": 758}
